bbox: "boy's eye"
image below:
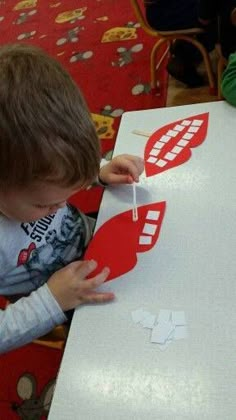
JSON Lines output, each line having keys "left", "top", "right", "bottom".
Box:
{"left": 35, "top": 204, "right": 50, "bottom": 209}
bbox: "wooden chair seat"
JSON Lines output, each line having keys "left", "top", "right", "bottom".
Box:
{"left": 130, "top": 0, "right": 215, "bottom": 93}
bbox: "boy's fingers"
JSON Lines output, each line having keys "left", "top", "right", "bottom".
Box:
{"left": 73, "top": 259, "right": 98, "bottom": 278}
{"left": 120, "top": 159, "right": 139, "bottom": 181}
{"left": 117, "top": 156, "right": 144, "bottom": 182}
{"left": 66, "top": 260, "right": 84, "bottom": 272}
{"left": 82, "top": 292, "right": 115, "bottom": 303}
{"left": 78, "top": 266, "right": 110, "bottom": 290}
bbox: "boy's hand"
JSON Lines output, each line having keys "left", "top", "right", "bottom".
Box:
{"left": 47, "top": 260, "right": 115, "bottom": 312}
{"left": 99, "top": 154, "right": 144, "bottom": 185}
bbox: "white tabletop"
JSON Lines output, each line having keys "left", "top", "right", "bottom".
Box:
{"left": 49, "top": 101, "right": 236, "bottom": 420}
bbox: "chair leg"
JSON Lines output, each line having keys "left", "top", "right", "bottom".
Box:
{"left": 217, "top": 59, "right": 223, "bottom": 100}
{"left": 182, "top": 37, "right": 216, "bottom": 94}
{"left": 217, "top": 56, "right": 227, "bottom": 100}
{"left": 150, "top": 38, "right": 169, "bottom": 91}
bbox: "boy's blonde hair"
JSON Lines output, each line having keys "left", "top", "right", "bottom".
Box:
{"left": 0, "top": 43, "right": 101, "bottom": 190}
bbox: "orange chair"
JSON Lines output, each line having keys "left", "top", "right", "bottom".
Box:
{"left": 130, "top": 0, "right": 215, "bottom": 93}
{"left": 33, "top": 325, "right": 69, "bottom": 350}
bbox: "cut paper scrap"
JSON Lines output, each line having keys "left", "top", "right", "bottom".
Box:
{"left": 151, "top": 321, "right": 175, "bottom": 344}
{"left": 131, "top": 308, "right": 156, "bottom": 328}
{"left": 131, "top": 308, "right": 188, "bottom": 351}
{"left": 144, "top": 113, "right": 209, "bottom": 177}
{"left": 84, "top": 202, "right": 166, "bottom": 282}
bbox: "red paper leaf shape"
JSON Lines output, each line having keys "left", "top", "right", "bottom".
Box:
{"left": 145, "top": 113, "right": 209, "bottom": 177}
{"left": 84, "top": 201, "right": 166, "bottom": 281}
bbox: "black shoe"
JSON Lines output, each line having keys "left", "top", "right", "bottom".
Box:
{"left": 170, "top": 40, "right": 203, "bottom": 65}
{"left": 167, "top": 57, "right": 206, "bottom": 88}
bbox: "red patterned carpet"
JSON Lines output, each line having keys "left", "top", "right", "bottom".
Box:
{"left": 0, "top": 1, "right": 168, "bottom": 418}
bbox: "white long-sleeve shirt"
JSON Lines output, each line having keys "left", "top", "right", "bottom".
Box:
{"left": 0, "top": 204, "right": 94, "bottom": 354}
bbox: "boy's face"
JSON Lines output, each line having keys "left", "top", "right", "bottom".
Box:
{"left": 0, "top": 182, "right": 81, "bottom": 222}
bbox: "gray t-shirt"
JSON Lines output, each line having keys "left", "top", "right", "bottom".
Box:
{"left": 0, "top": 204, "right": 93, "bottom": 353}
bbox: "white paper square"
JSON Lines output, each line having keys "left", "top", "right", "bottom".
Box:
{"left": 140, "top": 314, "right": 156, "bottom": 329}
{"left": 182, "top": 132, "right": 193, "bottom": 140}
{"left": 174, "top": 124, "right": 185, "bottom": 132}
{"left": 159, "top": 135, "right": 171, "bottom": 143}
{"left": 171, "top": 311, "right": 186, "bottom": 326}
{"left": 171, "top": 145, "right": 183, "bottom": 154}
{"left": 147, "top": 156, "right": 157, "bottom": 164}
{"left": 192, "top": 119, "right": 203, "bottom": 126}
{"left": 166, "top": 130, "right": 178, "bottom": 137}
{"left": 158, "top": 309, "right": 171, "bottom": 323}
{"left": 165, "top": 152, "right": 176, "bottom": 161}
{"left": 151, "top": 322, "right": 175, "bottom": 344}
{"left": 150, "top": 148, "right": 160, "bottom": 157}
{"left": 146, "top": 210, "right": 160, "bottom": 221}
{"left": 177, "top": 139, "right": 189, "bottom": 147}
{"left": 139, "top": 235, "right": 152, "bottom": 245}
{"left": 156, "top": 159, "right": 167, "bottom": 167}
{"left": 173, "top": 325, "right": 187, "bottom": 340}
{"left": 181, "top": 120, "right": 191, "bottom": 126}
{"left": 131, "top": 308, "right": 146, "bottom": 323}
{"left": 188, "top": 126, "right": 199, "bottom": 133}
{"left": 153, "top": 141, "right": 165, "bottom": 149}
{"left": 143, "top": 223, "right": 157, "bottom": 236}
{"left": 167, "top": 329, "right": 175, "bottom": 342}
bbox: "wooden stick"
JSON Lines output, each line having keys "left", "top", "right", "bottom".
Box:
{"left": 132, "top": 183, "right": 138, "bottom": 222}
{"left": 132, "top": 129, "right": 151, "bottom": 138}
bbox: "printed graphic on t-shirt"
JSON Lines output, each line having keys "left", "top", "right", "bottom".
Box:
{"left": 20, "top": 214, "right": 56, "bottom": 243}
{"left": 17, "top": 243, "right": 36, "bottom": 266}
{"left": 8, "top": 206, "right": 87, "bottom": 291}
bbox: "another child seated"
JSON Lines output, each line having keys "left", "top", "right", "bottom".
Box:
{"left": 144, "top": 0, "right": 236, "bottom": 87}
{"left": 0, "top": 43, "right": 144, "bottom": 354}
{"left": 221, "top": 52, "right": 236, "bottom": 106}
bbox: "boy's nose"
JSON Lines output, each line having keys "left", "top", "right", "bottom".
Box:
{"left": 57, "top": 201, "right": 67, "bottom": 209}
{"left": 49, "top": 202, "right": 67, "bottom": 214}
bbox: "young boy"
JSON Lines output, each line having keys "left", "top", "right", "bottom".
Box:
{"left": 0, "top": 43, "right": 144, "bottom": 354}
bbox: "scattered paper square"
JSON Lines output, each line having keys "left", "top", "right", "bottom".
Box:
{"left": 131, "top": 308, "right": 149, "bottom": 324}
{"left": 151, "top": 321, "right": 175, "bottom": 344}
{"left": 131, "top": 308, "right": 188, "bottom": 349}
{"left": 173, "top": 325, "right": 187, "bottom": 340}
{"left": 140, "top": 314, "right": 156, "bottom": 329}
{"left": 171, "top": 311, "right": 186, "bottom": 326}
{"left": 158, "top": 309, "right": 171, "bottom": 323}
